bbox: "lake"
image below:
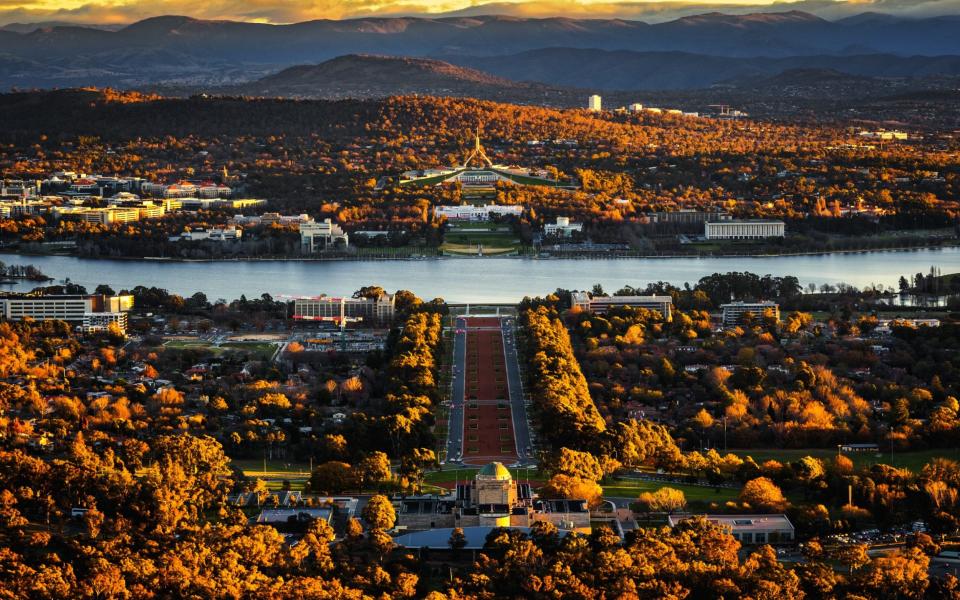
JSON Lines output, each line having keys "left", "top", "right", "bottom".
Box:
{"left": 1, "top": 248, "right": 958, "bottom": 303}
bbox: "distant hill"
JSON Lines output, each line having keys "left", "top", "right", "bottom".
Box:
{"left": 447, "top": 49, "right": 960, "bottom": 90}
{"left": 1, "top": 11, "right": 960, "bottom": 89}
{"left": 725, "top": 67, "right": 873, "bottom": 87}
{"left": 243, "top": 54, "right": 544, "bottom": 99}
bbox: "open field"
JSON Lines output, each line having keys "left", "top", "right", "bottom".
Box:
{"left": 442, "top": 220, "right": 521, "bottom": 255}
{"left": 162, "top": 338, "right": 277, "bottom": 359}
{"left": 441, "top": 242, "right": 518, "bottom": 255}
{"left": 602, "top": 478, "right": 740, "bottom": 503}
{"left": 230, "top": 458, "right": 312, "bottom": 491}
{"left": 731, "top": 448, "right": 960, "bottom": 473}
{"left": 163, "top": 338, "right": 217, "bottom": 351}
{"left": 425, "top": 467, "right": 541, "bottom": 485}
{"left": 221, "top": 341, "right": 278, "bottom": 358}
{"left": 425, "top": 469, "right": 740, "bottom": 503}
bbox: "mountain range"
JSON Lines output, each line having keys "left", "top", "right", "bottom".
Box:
{"left": 446, "top": 49, "right": 960, "bottom": 90}
{"left": 0, "top": 11, "right": 959, "bottom": 91}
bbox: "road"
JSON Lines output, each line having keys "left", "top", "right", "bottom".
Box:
{"left": 444, "top": 316, "right": 467, "bottom": 462}
{"left": 500, "top": 316, "right": 534, "bottom": 465}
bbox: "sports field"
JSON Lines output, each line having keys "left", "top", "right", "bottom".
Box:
{"left": 162, "top": 338, "right": 277, "bottom": 359}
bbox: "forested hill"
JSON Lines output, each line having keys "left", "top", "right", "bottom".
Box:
{"left": 242, "top": 54, "right": 550, "bottom": 100}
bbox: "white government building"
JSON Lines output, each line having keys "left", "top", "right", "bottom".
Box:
{"left": 705, "top": 220, "right": 785, "bottom": 240}
{"left": 543, "top": 216, "right": 583, "bottom": 237}
{"left": 300, "top": 218, "right": 349, "bottom": 252}
{"left": 434, "top": 204, "right": 523, "bottom": 221}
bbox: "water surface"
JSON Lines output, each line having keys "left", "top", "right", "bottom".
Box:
{"left": 1, "top": 248, "right": 957, "bottom": 303}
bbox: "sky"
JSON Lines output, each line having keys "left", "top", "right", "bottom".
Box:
{"left": 1, "top": 0, "right": 958, "bottom": 26}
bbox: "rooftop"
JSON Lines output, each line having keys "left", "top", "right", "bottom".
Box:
{"left": 394, "top": 526, "right": 572, "bottom": 550}
{"left": 477, "top": 461, "right": 512, "bottom": 481}
{"left": 667, "top": 514, "right": 794, "bottom": 531}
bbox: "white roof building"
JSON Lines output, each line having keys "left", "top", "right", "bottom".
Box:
{"left": 434, "top": 204, "right": 523, "bottom": 221}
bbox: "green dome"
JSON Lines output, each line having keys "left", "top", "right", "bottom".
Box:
{"left": 477, "top": 462, "right": 512, "bottom": 480}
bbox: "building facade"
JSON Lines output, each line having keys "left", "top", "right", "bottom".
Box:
{"left": 705, "top": 220, "right": 785, "bottom": 240}
{"left": 588, "top": 95, "right": 602, "bottom": 111}
{"left": 0, "top": 293, "right": 133, "bottom": 332}
{"left": 571, "top": 292, "right": 674, "bottom": 321}
{"left": 292, "top": 294, "right": 395, "bottom": 325}
{"left": 299, "top": 219, "right": 349, "bottom": 253}
{"left": 434, "top": 204, "right": 523, "bottom": 221}
{"left": 720, "top": 301, "right": 780, "bottom": 326}
{"left": 543, "top": 216, "right": 583, "bottom": 237}
{"left": 667, "top": 514, "right": 795, "bottom": 544}
{"left": 172, "top": 226, "right": 243, "bottom": 242}
{"left": 395, "top": 462, "right": 591, "bottom": 533}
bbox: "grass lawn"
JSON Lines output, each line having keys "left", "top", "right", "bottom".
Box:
{"left": 163, "top": 339, "right": 276, "bottom": 359}
{"left": 231, "top": 458, "right": 311, "bottom": 491}
{"left": 164, "top": 339, "right": 217, "bottom": 351}
{"left": 426, "top": 467, "right": 542, "bottom": 485}
{"left": 443, "top": 220, "right": 521, "bottom": 255}
{"left": 232, "top": 458, "right": 312, "bottom": 476}
{"left": 221, "top": 341, "right": 277, "bottom": 358}
{"left": 731, "top": 448, "right": 960, "bottom": 473}
{"left": 602, "top": 478, "right": 740, "bottom": 503}
{"left": 441, "top": 242, "right": 518, "bottom": 255}
{"left": 446, "top": 221, "right": 510, "bottom": 233}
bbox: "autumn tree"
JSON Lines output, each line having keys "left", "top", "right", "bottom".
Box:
{"left": 739, "top": 477, "right": 787, "bottom": 511}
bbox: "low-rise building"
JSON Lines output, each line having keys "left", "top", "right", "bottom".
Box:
{"left": 292, "top": 293, "right": 395, "bottom": 325}
{"left": 67, "top": 207, "right": 141, "bottom": 225}
{"left": 543, "top": 216, "right": 583, "bottom": 237}
{"left": 875, "top": 317, "right": 941, "bottom": 334}
{"left": 0, "top": 293, "right": 133, "bottom": 332}
{"left": 647, "top": 210, "right": 731, "bottom": 225}
{"left": 705, "top": 220, "right": 785, "bottom": 240}
{"left": 300, "top": 218, "right": 349, "bottom": 252}
{"left": 571, "top": 292, "right": 673, "bottom": 321}
{"left": 434, "top": 204, "right": 523, "bottom": 221}
{"left": 172, "top": 226, "right": 243, "bottom": 242}
{"left": 395, "top": 462, "right": 591, "bottom": 533}
{"left": 232, "top": 213, "right": 311, "bottom": 227}
{"left": 720, "top": 301, "right": 780, "bottom": 326}
{"left": 667, "top": 514, "right": 794, "bottom": 544}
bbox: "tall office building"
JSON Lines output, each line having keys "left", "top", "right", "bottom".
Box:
{"left": 588, "top": 95, "right": 602, "bottom": 111}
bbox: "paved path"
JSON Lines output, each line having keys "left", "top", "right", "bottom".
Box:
{"left": 444, "top": 316, "right": 467, "bottom": 462}
{"left": 500, "top": 316, "right": 534, "bottom": 465}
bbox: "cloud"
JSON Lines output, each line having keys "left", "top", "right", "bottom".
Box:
{"left": 1, "top": 0, "right": 958, "bottom": 27}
